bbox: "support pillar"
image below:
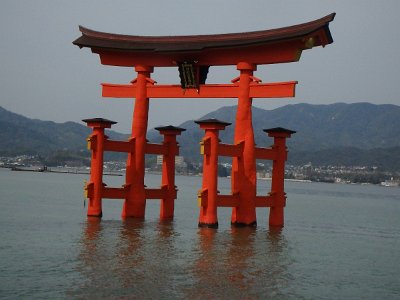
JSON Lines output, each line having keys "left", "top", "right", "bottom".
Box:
{"left": 83, "top": 118, "right": 117, "bottom": 217}
{"left": 155, "top": 125, "right": 186, "bottom": 219}
{"left": 231, "top": 62, "right": 257, "bottom": 226}
{"left": 196, "top": 119, "right": 231, "bottom": 228}
{"left": 123, "top": 65, "right": 154, "bottom": 218}
{"left": 263, "top": 127, "right": 296, "bottom": 227}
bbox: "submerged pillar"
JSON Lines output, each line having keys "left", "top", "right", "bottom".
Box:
{"left": 264, "top": 127, "right": 296, "bottom": 227}
{"left": 196, "top": 119, "right": 231, "bottom": 228}
{"left": 231, "top": 62, "right": 257, "bottom": 226}
{"left": 155, "top": 126, "right": 186, "bottom": 219}
{"left": 123, "top": 65, "right": 154, "bottom": 218}
{"left": 83, "top": 118, "right": 117, "bottom": 217}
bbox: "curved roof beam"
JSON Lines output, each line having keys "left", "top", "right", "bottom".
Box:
{"left": 73, "top": 13, "right": 335, "bottom": 67}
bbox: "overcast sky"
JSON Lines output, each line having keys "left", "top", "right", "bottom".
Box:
{"left": 1, "top": 1, "right": 399, "bottom": 133}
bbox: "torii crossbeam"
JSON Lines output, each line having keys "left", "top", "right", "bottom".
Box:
{"left": 102, "top": 81, "right": 297, "bottom": 99}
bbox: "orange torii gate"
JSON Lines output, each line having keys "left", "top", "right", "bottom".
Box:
{"left": 74, "top": 13, "right": 335, "bottom": 227}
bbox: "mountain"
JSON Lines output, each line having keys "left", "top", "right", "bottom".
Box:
{"left": 147, "top": 102, "right": 400, "bottom": 161}
{"left": 1, "top": 103, "right": 400, "bottom": 170}
{"left": 288, "top": 146, "right": 400, "bottom": 171}
{"left": 0, "top": 106, "right": 127, "bottom": 156}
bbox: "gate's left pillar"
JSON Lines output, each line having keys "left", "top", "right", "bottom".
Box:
{"left": 123, "top": 65, "right": 153, "bottom": 218}
{"left": 196, "top": 119, "right": 231, "bottom": 228}
{"left": 83, "top": 118, "right": 117, "bottom": 217}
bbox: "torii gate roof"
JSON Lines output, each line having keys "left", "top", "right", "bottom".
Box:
{"left": 73, "top": 13, "right": 335, "bottom": 67}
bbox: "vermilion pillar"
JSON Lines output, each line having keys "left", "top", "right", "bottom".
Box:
{"left": 123, "top": 65, "right": 154, "bottom": 218}
{"left": 231, "top": 62, "right": 257, "bottom": 226}
{"left": 196, "top": 119, "right": 231, "bottom": 228}
{"left": 264, "top": 127, "right": 296, "bottom": 227}
{"left": 83, "top": 118, "right": 117, "bottom": 217}
{"left": 155, "top": 125, "right": 186, "bottom": 219}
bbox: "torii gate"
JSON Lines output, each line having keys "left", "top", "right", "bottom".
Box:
{"left": 74, "top": 13, "right": 335, "bottom": 227}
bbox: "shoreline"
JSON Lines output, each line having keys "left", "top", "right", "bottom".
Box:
{"left": 8, "top": 166, "right": 122, "bottom": 176}
{"left": 2, "top": 166, "right": 398, "bottom": 187}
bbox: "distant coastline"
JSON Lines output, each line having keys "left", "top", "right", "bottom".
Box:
{"left": 2, "top": 166, "right": 398, "bottom": 187}
{"left": 8, "top": 166, "right": 122, "bottom": 176}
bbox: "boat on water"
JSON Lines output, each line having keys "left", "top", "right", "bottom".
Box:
{"left": 11, "top": 166, "right": 47, "bottom": 172}
{"left": 381, "top": 180, "right": 399, "bottom": 187}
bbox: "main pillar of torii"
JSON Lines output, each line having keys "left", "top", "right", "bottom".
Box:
{"left": 74, "top": 13, "right": 335, "bottom": 225}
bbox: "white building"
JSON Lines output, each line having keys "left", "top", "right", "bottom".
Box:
{"left": 156, "top": 155, "right": 186, "bottom": 168}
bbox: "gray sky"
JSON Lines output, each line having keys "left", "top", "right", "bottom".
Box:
{"left": 1, "top": 1, "right": 399, "bottom": 133}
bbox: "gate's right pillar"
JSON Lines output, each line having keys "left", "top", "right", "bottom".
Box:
{"left": 231, "top": 62, "right": 257, "bottom": 226}
{"left": 264, "top": 127, "right": 296, "bottom": 227}
{"left": 123, "top": 65, "right": 153, "bottom": 219}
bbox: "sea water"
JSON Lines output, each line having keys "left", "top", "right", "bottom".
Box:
{"left": 0, "top": 168, "right": 399, "bottom": 299}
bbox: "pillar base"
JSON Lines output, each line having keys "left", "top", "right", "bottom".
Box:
{"left": 269, "top": 224, "right": 284, "bottom": 229}
{"left": 87, "top": 212, "right": 102, "bottom": 218}
{"left": 231, "top": 221, "right": 257, "bottom": 228}
{"left": 121, "top": 215, "right": 145, "bottom": 221}
{"left": 269, "top": 206, "right": 284, "bottom": 227}
{"left": 198, "top": 222, "right": 218, "bottom": 229}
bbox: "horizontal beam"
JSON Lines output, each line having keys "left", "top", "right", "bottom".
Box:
{"left": 255, "top": 196, "right": 274, "bottom": 207}
{"left": 145, "top": 186, "right": 168, "bottom": 199}
{"left": 198, "top": 192, "right": 240, "bottom": 207}
{"left": 264, "top": 192, "right": 286, "bottom": 207}
{"left": 104, "top": 139, "right": 134, "bottom": 153}
{"left": 145, "top": 143, "right": 166, "bottom": 155}
{"left": 217, "top": 194, "right": 240, "bottom": 207}
{"left": 102, "top": 186, "right": 127, "bottom": 199}
{"left": 255, "top": 147, "right": 277, "bottom": 160}
{"left": 102, "top": 81, "right": 297, "bottom": 99}
{"left": 249, "top": 82, "right": 296, "bottom": 98}
{"left": 218, "top": 142, "right": 243, "bottom": 157}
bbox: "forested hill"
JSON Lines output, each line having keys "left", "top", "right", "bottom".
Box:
{"left": 1, "top": 103, "right": 400, "bottom": 170}
{"left": 161, "top": 102, "right": 400, "bottom": 153}
{"left": 0, "top": 106, "right": 127, "bottom": 156}
{"left": 148, "top": 102, "right": 400, "bottom": 168}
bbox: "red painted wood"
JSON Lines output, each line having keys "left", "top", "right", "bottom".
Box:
{"left": 102, "top": 81, "right": 297, "bottom": 99}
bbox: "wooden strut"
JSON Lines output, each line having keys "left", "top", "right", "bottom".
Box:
{"left": 197, "top": 143, "right": 282, "bottom": 208}
{"left": 84, "top": 116, "right": 184, "bottom": 220}
{"left": 84, "top": 138, "right": 178, "bottom": 201}
{"left": 102, "top": 81, "right": 297, "bottom": 99}
{"left": 196, "top": 119, "right": 295, "bottom": 228}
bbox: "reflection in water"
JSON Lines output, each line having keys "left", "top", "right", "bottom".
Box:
{"left": 186, "top": 227, "right": 293, "bottom": 299}
{"left": 226, "top": 227, "right": 257, "bottom": 291}
{"left": 116, "top": 219, "right": 145, "bottom": 291}
{"left": 73, "top": 218, "right": 124, "bottom": 298}
{"left": 72, "top": 218, "right": 293, "bottom": 298}
{"left": 3, "top": 171, "right": 399, "bottom": 298}
{"left": 116, "top": 219, "right": 181, "bottom": 297}
{"left": 73, "top": 218, "right": 181, "bottom": 298}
